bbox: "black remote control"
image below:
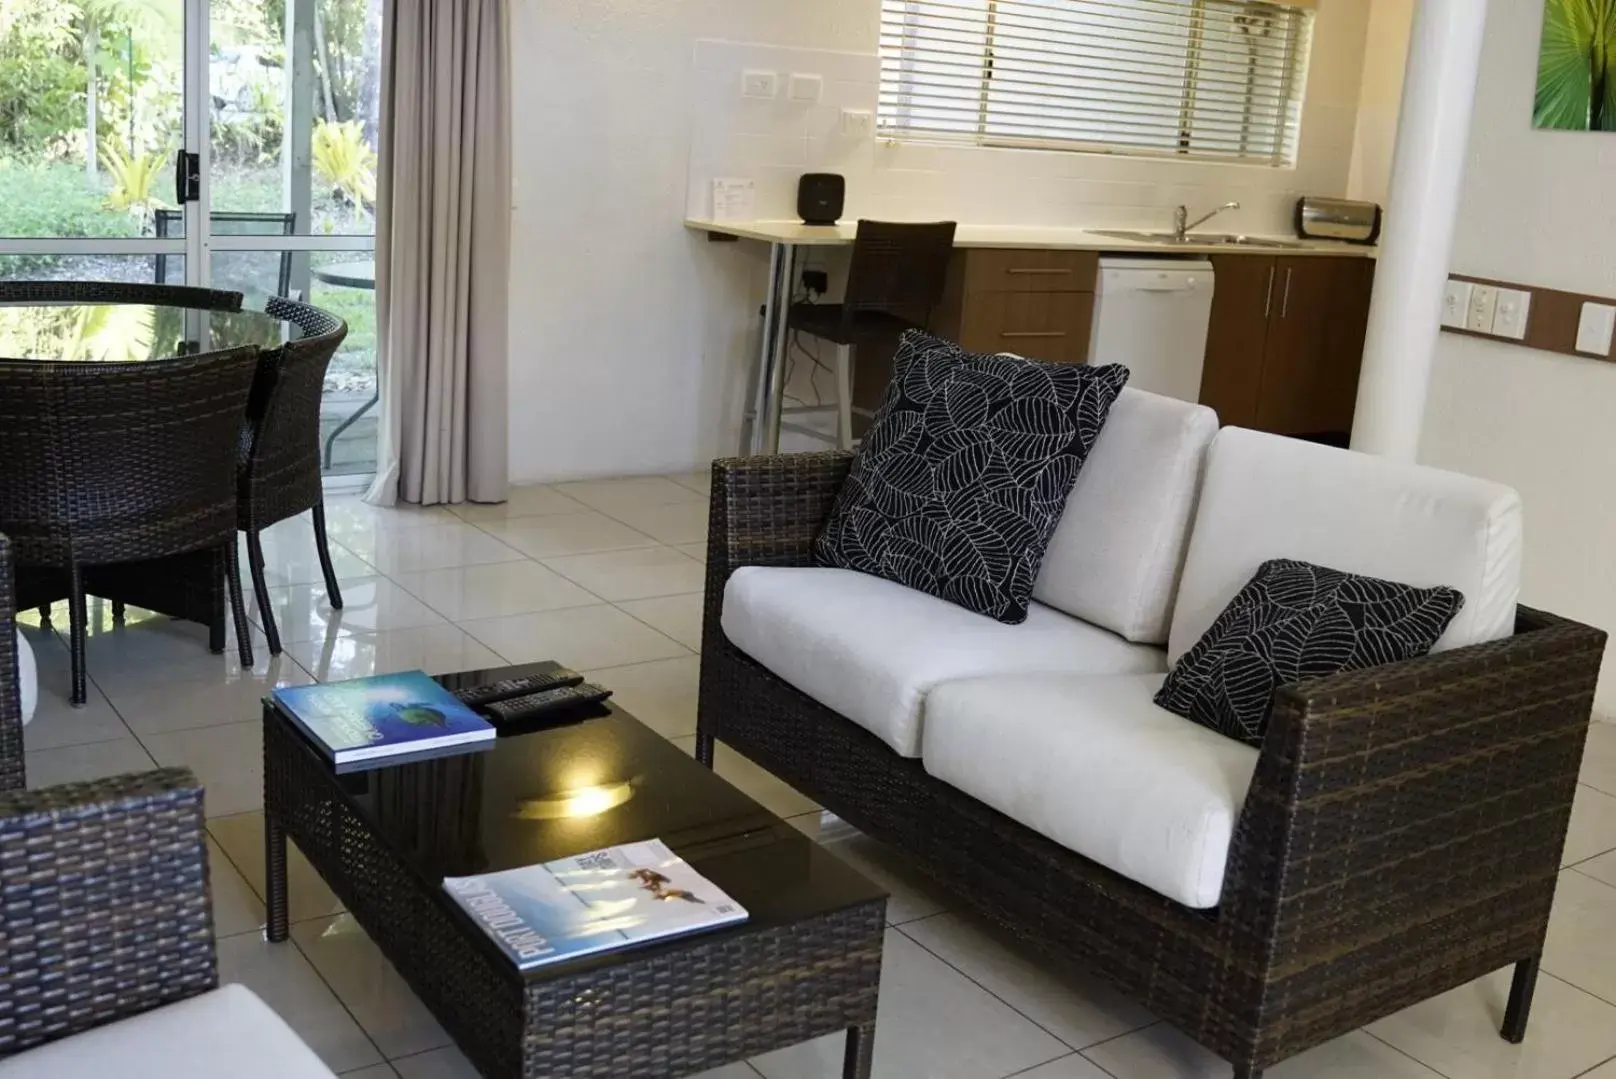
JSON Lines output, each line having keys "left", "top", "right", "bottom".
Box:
{"left": 453, "top": 668, "right": 584, "bottom": 709}
{"left": 483, "top": 683, "right": 613, "bottom": 724}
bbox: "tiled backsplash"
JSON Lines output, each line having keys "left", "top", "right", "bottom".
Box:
{"left": 687, "top": 39, "right": 1361, "bottom": 236}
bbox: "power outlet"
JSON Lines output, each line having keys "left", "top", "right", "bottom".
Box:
{"left": 841, "top": 108, "right": 875, "bottom": 138}
{"left": 789, "top": 73, "right": 824, "bottom": 103}
{"left": 741, "top": 70, "right": 779, "bottom": 99}
{"left": 1466, "top": 285, "right": 1499, "bottom": 334}
{"left": 1492, "top": 288, "right": 1532, "bottom": 341}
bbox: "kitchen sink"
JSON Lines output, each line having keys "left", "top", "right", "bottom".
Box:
{"left": 1088, "top": 229, "right": 1305, "bottom": 249}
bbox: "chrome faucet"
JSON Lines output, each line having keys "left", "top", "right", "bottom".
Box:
{"left": 1173, "top": 201, "right": 1241, "bottom": 241}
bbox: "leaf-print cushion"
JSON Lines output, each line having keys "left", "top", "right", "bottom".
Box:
{"left": 814, "top": 330, "right": 1130, "bottom": 623}
{"left": 1155, "top": 559, "right": 1465, "bottom": 747}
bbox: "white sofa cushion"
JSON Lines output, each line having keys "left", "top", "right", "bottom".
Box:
{"left": 923, "top": 672, "right": 1260, "bottom": 909}
{"left": 1034, "top": 388, "right": 1219, "bottom": 644}
{"left": 15, "top": 630, "right": 35, "bottom": 726}
{"left": 0, "top": 984, "right": 337, "bottom": 1079}
{"left": 1169, "top": 428, "right": 1524, "bottom": 665}
{"left": 722, "top": 566, "right": 1167, "bottom": 757}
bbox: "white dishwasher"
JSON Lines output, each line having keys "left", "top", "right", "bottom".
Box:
{"left": 1087, "top": 258, "right": 1215, "bottom": 403}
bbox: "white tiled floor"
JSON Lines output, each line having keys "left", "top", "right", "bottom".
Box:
{"left": 17, "top": 473, "right": 1616, "bottom": 1079}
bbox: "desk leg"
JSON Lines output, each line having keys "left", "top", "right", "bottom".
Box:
{"left": 746, "top": 241, "right": 799, "bottom": 456}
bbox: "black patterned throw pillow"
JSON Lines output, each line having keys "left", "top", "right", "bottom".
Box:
{"left": 814, "top": 330, "right": 1130, "bottom": 623}
{"left": 1155, "top": 559, "right": 1465, "bottom": 747}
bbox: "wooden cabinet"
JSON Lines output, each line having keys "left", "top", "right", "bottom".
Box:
{"left": 933, "top": 249, "right": 1098, "bottom": 364}
{"left": 1200, "top": 253, "right": 1375, "bottom": 441}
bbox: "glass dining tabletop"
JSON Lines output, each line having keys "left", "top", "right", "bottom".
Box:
{"left": 0, "top": 301, "right": 307, "bottom": 363}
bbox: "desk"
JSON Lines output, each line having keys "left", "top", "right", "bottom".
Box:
{"left": 686, "top": 218, "right": 1372, "bottom": 455}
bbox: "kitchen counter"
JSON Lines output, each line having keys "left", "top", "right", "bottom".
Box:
{"left": 685, "top": 218, "right": 1377, "bottom": 258}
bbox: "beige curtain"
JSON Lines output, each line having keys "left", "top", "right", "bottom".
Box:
{"left": 366, "top": 0, "right": 510, "bottom": 507}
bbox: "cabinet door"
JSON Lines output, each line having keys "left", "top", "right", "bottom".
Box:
{"left": 958, "top": 291, "right": 1095, "bottom": 363}
{"left": 1256, "top": 257, "right": 1375, "bottom": 439}
{"left": 1199, "top": 254, "right": 1276, "bottom": 428}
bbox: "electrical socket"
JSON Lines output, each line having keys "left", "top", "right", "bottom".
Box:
{"left": 1492, "top": 289, "right": 1532, "bottom": 341}
{"left": 1466, "top": 285, "right": 1499, "bottom": 334}
{"left": 801, "top": 269, "right": 829, "bottom": 295}
{"left": 841, "top": 108, "right": 875, "bottom": 138}
{"left": 741, "top": 70, "right": 779, "bottom": 99}
{"left": 1441, "top": 279, "right": 1473, "bottom": 330}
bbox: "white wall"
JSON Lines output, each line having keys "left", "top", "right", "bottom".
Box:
{"left": 1418, "top": 0, "right": 1616, "bottom": 712}
{"left": 1347, "top": 0, "right": 1414, "bottom": 205}
{"left": 507, "top": 0, "right": 1376, "bottom": 482}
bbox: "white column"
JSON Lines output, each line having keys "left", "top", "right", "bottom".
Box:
{"left": 1350, "top": 0, "right": 1489, "bottom": 460}
{"left": 284, "top": 0, "right": 316, "bottom": 298}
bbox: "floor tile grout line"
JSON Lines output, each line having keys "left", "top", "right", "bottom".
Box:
{"left": 1540, "top": 960, "right": 1616, "bottom": 1012}
{"left": 892, "top": 918, "right": 1156, "bottom": 1056}
{"left": 1003, "top": 1050, "right": 1121, "bottom": 1079}
{"left": 1572, "top": 1050, "right": 1616, "bottom": 1078}
{"left": 1360, "top": 1028, "right": 1455, "bottom": 1078}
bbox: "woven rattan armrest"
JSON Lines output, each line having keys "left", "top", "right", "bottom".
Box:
{"left": 1223, "top": 605, "right": 1606, "bottom": 976}
{"left": 0, "top": 769, "right": 218, "bottom": 1059}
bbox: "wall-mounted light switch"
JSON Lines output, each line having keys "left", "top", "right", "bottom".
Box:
{"left": 1577, "top": 302, "right": 1616, "bottom": 356}
{"left": 840, "top": 108, "right": 875, "bottom": 138}
{"left": 1492, "top": 289, "right": 1532, "bottom": 341}
{"left": 1441, "top": 279, "right": 1473, "bottom": 329}
{"left": 1466, "top": 284, "right": 1499, "bottom": 334}
{"left": 742, "top": 70, "right": 779, "bottom": 99}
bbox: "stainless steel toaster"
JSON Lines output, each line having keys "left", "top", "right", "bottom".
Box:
{"left": 1295, "top": 196, "right": 1382, "bottom": 245}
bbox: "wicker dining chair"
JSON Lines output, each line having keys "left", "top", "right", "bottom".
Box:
{"left": 0, "top": 279, "right": 244, "bottom": 311}
{"left": 239, "top": 297, "right": 350, "bottom": 655}
{"left": 0, "top": 352, "right": 261, "bottom": 704}
{"left": 0, "top": 535, "right": 25, "bottom": 792}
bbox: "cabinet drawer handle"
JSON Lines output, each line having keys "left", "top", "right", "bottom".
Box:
{"left": 1264, "top": 265, "right": 1275, "bottom": 319}
{"left": 1281, "top": 267, "right": 1294, "bottom": 319}
{"left": 1005, "top": 268, "right": 1074, "bottom": 275}
{"left": 999, "top": 331, "right": 1068, "bottom": 339}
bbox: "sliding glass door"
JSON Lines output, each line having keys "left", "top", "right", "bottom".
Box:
{"left": 0, "top": 0, "right": 381, "bottom": 478}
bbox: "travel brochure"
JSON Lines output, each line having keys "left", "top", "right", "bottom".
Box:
{"left": 442, "top": 839, "right": 748, "bottom": 971}
{"left": 272, "top": 670, "right": 495, "bottom": 768}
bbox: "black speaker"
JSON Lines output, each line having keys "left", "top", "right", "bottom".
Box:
{"left": 797, "top": 173, "right": 846, "bottom": 226}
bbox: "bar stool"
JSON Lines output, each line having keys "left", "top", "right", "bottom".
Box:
{"left": 781, "top": 220, "right": 958, "bottom": 449}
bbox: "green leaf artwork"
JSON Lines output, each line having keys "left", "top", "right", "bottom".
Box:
{"left": 1536, "top": 0, "right": 1616, "bottom": 131}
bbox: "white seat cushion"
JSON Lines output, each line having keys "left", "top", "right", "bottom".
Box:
{"left": 923, "top": 672, "right": 1260, "bottom": 908}
{"left": 0, "top": 984, "right": 337, "bottom": 1079}
{"left": 1034, "top": 388, "right": 1219, "bottom": 644}
{"left": 1169, "top": 428, "right": 1524, "bottom": 664}
{"left": 722, "top": 566, "right": 1167, "bottom": 757}
{"left": 15, "top": 630, "right": 35, "bottom": 726}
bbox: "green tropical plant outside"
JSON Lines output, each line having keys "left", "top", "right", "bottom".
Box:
{"left": 312, "top": 117, "right": 375, "bottom": 208}
{"left": 1536, "top": 0, "right": 1616, "bottom": 131}
{"left": 100, "top": 140, "right": 170, "bottom": 224}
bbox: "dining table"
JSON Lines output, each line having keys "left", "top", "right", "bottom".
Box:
{"left": 0, "top": 294, "right": 308, "bottom": 660}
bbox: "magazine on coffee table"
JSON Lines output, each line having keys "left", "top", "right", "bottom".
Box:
{"left": 443, "top": 839, "right": 748, "bottom": 971}
{"left": 272, "top": 670, "right": 495, "bottom": 768}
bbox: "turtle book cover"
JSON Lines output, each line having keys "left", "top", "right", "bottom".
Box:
{"left": 273, "top": 670, "right": 495, "bottom": 767}
{"left": 443, "top": 839, "right": 749, "bottom": 971}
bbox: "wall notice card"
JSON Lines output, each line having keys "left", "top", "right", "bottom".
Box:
{"left": 712, "top": 178, "right": 755, "bottom": 222}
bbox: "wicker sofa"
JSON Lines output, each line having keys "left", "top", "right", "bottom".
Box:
{"left": 695, "top": 391, "right": 1607, "bottom": 1078}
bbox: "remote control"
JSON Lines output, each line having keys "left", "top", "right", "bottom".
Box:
{"left": 453, "top": 668, "right": 584, "bottom": 708}
{"left": 482, "top": 683, "right": 613, "bottom": 724}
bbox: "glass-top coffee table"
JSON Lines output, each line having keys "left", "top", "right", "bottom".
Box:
{"left": 261, "top": 662, "right": 887, "bottom": 1078}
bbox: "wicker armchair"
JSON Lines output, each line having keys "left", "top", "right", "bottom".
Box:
{"left": 0, "top": 279, "right": 243, "bottom": 311}
{"left": 0, "top": 535, "right": 24, "bottom": 792}
{"left": 695, "top": 451, "right": 1608, "bottom": 1079}
{"left": 239, "top": 298, "right": 349, "bottom": 655}
{"left": 0, "top": 352, "right": 260, "bottom": 703}
{"left": 0, "top": 770, "right": 216, "bottom": 1057}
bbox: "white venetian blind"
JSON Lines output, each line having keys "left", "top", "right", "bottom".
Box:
{"left": 878, "top": 0, "right": 1316, "bottom": 166}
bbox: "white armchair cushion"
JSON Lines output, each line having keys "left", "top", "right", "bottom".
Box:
{"left": 0, "top": 984, "right": 337, "bottom": 1078}
{"left": 923, "top": 672, "right": 1260, "bottom": 909}
{"left": 722, "top": 566, "right": 1168, "bottom": 757}
{"left": 15, "top": 630, "right": 35, "bottom": 726}
{"left": 1034, "top": 389, "right": 1219, "bottom": 644}
{"left": 1169, "top": 428, "right": 1524, "bottom": 665}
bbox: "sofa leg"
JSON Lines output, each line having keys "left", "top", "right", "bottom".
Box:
{"left": 1503, "top": 954, "right": 1540, "bottom": 1044}
{"left": 694, "top": 731, "right": 715, "bottom": 768}
{"left": 1232, "top": 1070, "right": 1262, "bottom": 1079}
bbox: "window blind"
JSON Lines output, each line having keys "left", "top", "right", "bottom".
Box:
{"left": 878, "top": 0, "right": 1316, "bottom": 166}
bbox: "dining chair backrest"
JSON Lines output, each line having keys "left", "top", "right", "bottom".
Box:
{"left": 0, "top": 350, "right": 260, "bottom": 568}
{"left": 0, "top": 535, "right": 21, "bottom": 793}
{"left": 840, "top": 219, "right": 959, "bottom": 330}
{"left": 155, "top": 211, "right": 297, "bottom": 299}
{"left": 0, "top": 280, "right": 244, "bottom": 312}
{"left": 240, "top": 298, "right": 348, "bottom": 530}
